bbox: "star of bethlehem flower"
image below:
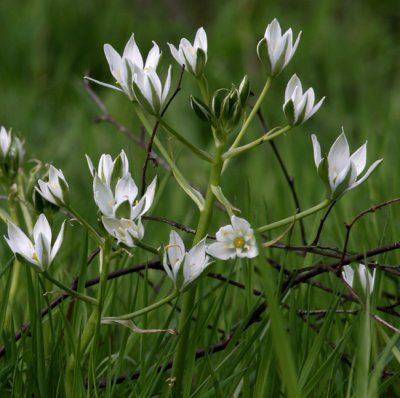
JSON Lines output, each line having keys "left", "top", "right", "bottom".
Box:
{"left": 85, "top": 34, "right": 161, "bottom": 101}
{"left": 283, "top": 74, "right": 325, "bottom": 126}
{"left": 163, "top": 231, "right": 211, "bottom": 291}
{"left": 342, "top": 264, "right": 376, "bottom": 294}
{"left": 87, "top": 151, "right": 156, "bottom": 246}
{"left": 36, "top": 165, "right": 70, "bottom": 207}
{"left": 4, "top": 214, "right": 65, "bottom": 272}
{"left": 311, "top": 130, "right": 383, "bottom": 200}
{"left": 207, "top": 216, "right": 258, "bottom": 260}
{"left": 132, "top": 65, "right": 172, "bottom": 115}
{"left": 257, "top": 18, "right": 301, "bottom": 76}
{"left": 168, "top": 27, "right": 207, "bottom": 77}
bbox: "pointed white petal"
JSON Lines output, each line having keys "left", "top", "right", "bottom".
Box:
{"left": 349, "top": 143, "right": 367, "bottom": 176}
{"left": 50, "top": 221, "right": 65, "bottom": 262}
{"left": 311, "top": 134, "right": 322, "bottom": 167}
{"left": 207, "top": 242, "right": 233, "bottom": 260}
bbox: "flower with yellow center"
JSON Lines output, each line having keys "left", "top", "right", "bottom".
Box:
{"left": 207, "top": 216, "right": 258, "bottom": 260}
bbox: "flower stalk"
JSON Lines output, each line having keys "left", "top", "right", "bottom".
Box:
{"left": 257, "top": 198, "right": 331, "bottom": 233}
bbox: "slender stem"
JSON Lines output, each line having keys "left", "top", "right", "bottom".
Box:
{"left": 158, "top": 119, "right": 213, "bottom": 162}
{"left": 197, "top": 74, "right": 209, "bottom": 103}
{"left": 171, "top": 142, "right": 225, "bottom": 396}
{"left": 229, "top": 77, "right": 272, "bottom": 152}
{"left": 134, "top": 103, "right": 204, "bottom": 209}
{"left": 103, "top": 291, "right": 179, "bottom": 321}
{"left": 135, "top": 240, "right": 159, "bottom": 255}
{"left": 42, "top": 272, "right": 97, "bottom": 305}
{"left": 223, "top": 125, "right": 291, "bottom": 160}
{"left": 67, "top": 206, "right": 104, "bottom": 247}
{"left": 257, "top": 199, "right": 332, "bottom": 233}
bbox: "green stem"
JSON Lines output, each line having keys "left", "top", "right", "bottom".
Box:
{"left": 66, "top": 206, "right": 104, "bottom": 247}
{"left": 229, "top": 77, "right": 272, "bottom": 152}
{"left": 257, "top": 199, "right": 331, "bottom": 233}
{"left": 223, "top": 125, "right": 291, "bottom": 160}
{"left": 197, "top": 74, "right": 209, "bottom": 103}
{"left": 158, "top": 119, "right": 213, "bottom": 163}
{"left": 42, "top": 271, "right": 97, "bottom": 305}
{"left": 134, "top": 104, "right": 204, "bottom": 209}
{"left": 103, "top": 291, "right": 179, "bottom": 321}
{"left": 171, "top": 142, "right": 225, "bottom": 397}
{"left": 135, "top": 240, "right": 159, "bottom": 255}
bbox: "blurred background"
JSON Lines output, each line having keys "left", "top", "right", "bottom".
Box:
{"left": 0, "top": 0, "right": 400, "bottom": 248}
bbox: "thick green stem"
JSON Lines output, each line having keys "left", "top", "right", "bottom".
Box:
{"left": 103, "top": 291, "right": 179, "bottom": 321}
{"left": 257, "top": 199, "right": 331, "bottom": 233}
{"left": 171, "top": 142, "right": 225, "bottom": 397}
{"left": 42, "top": 272, "right": 97, "bottom": 305}
{"left": 229, "top": 77, "right": 272, "bottom": 152}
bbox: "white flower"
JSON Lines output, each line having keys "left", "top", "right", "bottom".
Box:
{"left": 36, "top": 165, "right": 70, "bottom": 207}
{"left": 207, "top": 216, "right": 258, "bottom": 260}
{"left": 133, "top": 66, "right": 172, "bottom": 115}
{"left": 101, "top": 217, "right": 144, "bottom": 247}
{"left": 283, "top": 74, "right": 325, "bottom": 126}
{"left": 4, "top": 214, "right": 65, "bottom": 272}
{"left": 168, "top": 27, "right": 207, "bottom": 77}
{"left": 85, "top": 34, "right": 161, "bottom": 101}
{"left": 0, "top": 126, "right": 24, "bottom": 167}
{"left": 312, "top": 130, "right": 383, "bottom": 200}
{"left": 86, "top": 150, "right": 130, "bottom": 189}
{"left": 163, "top": 231, "right": 211, "bottom": 291}
{"left": 0, "top": 126, "right": 12, "bottom": 158}
{"left": 342, "top": 264, "right": 376, "bottom": 294}
{"left": 257, "top": 18, "right": 301, "bottom": 76}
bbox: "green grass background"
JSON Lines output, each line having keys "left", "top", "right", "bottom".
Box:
{"left": 1, "top": 0, "right": 400, "bottom": 396}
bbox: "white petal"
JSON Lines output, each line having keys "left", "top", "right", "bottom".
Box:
{"left": 168, "top": 43, "right": 184, "bottom": 66}
{"left": 139, "top": 176, "right": 157, "bottom": 216}
{"left": 167, "top": 230, "right": 185, "bottom": 269}
{"left": 285, "top": 74, "right": 301, "bottom": 102}
{"left": 104, "top": 44, "right": 122, "bottom": 81}
{"left": 231, "top": 216, "right": 251, "bottom": 235}
{"left": 311, "top": 134, "right": 322, "bottom": 167}
{"left": 123, "top": 34, "right": 143, "bottom": 69}
{"left": 349, "top": 143, "right": 367, "bottom": 176}
{"left": 50, "top": 221, "right": 65, "bottom": 262}
{"left": 115, "top": 174, "right": 138, "bottom": 205}
{"left": 215, "top": 225, "right": 235, "bottom": 242}
{"left": 5, "top": 221, "right": 35, "bottom": 259}
{"left": 207, "top": 242, "right": 234, "bottom": 260}
{"left": 145, "top": 41, "right": 161, "bottom": 70}
{"left": 162, "top": 66, "right": 172, "bottom": 103}
{"left": 349, "top": 159, "right": 383, "bottom": 191}
{"left": 328, "top": 131, "right": 350, "bottom": 175}
{"left": 94, "top": 176, "right": 114, "bottom": 216}
{"left": 342, "top": 265, "right": 354, "bottom": 286}
{"left": 194, "top": 27, "right": 207, "bottom": 53}
{"left": 33, "top": 214, "right": 52, "bottom": 244}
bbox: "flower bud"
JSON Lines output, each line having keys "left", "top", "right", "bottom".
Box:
{"left": 0, "top": 127, "right": 24, "bottom": 186}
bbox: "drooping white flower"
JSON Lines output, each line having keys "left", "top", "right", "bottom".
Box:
{"left": 85, "top": 34, "right": 161, "bottom": 101}
{"left": 101, "top": 217, "right": 144, "bottom": 247}
{"left": 4, "top": 214, "right": 65, "bottom": 272}
{"left": 342, "top": 264, "right": 376, "bottom": 294}
{"left": 36, "top": 165, "right": 70, "bottom": 207}
{"left": 163, "top": 231, "right": 211, "bottom": 291}
{"left": 257, "top": 18, "right": 301, "bottom": 76}
{"left": 311, "top": 130, "right": 383, "bottom": 200}
{"left": 132, "top": 66, "right": 172, "bottom": 115}
{"left": 207, "top": 216, "right": 258, "bottom": 260}
{"left": 168, "top": 27, "right": 207, "bottom": 77}
{"left": 283, "top": 74, "right": 325, "bottom": 126}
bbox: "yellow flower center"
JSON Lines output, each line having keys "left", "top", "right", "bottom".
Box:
{"left": 233, "top": 236, "right": 245, "bottom": 249}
